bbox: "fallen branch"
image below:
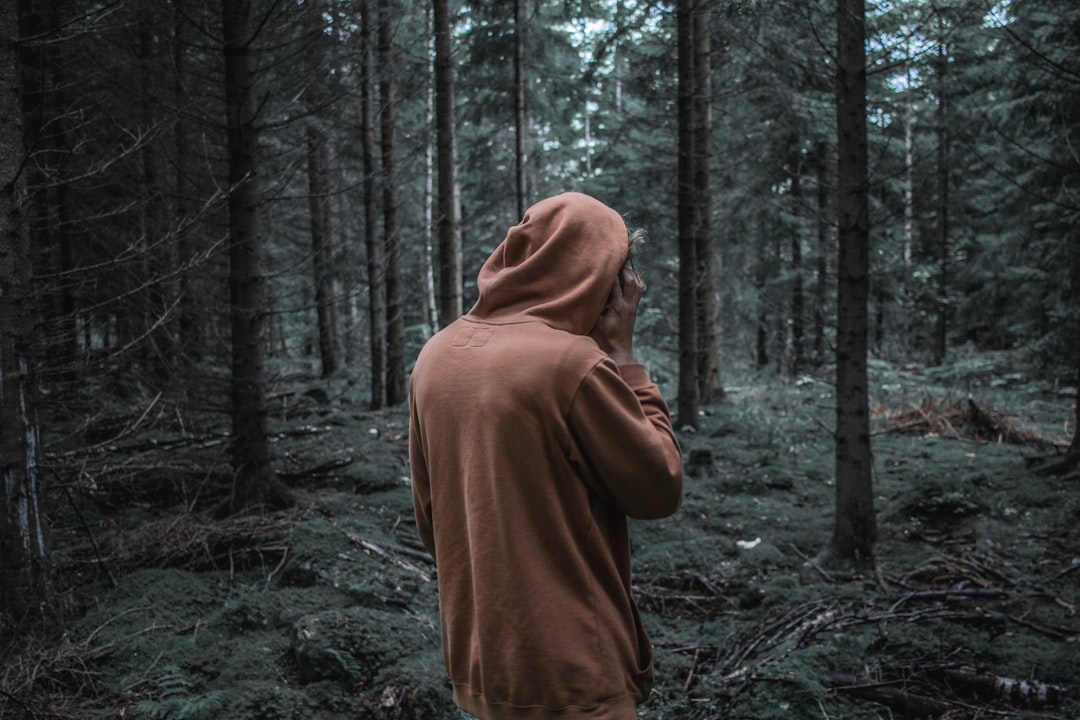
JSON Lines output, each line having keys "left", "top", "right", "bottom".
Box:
{"left": 345, "top": 532, "right": 432, "bottom": 582}
{"left": 102, "top": 513, "right": 296, "bottom": 573}
{"left": 876, "top": 397, "right": 1056, "bottom": 448}
{"left": 672, "top": 600, "right": 846, "bottom": 701}
{"left": 825, "top": 673, "right": 959, "bottom": 718}
{"left": 890, "top": 587, "right": 1005, "bottom": 611}
{"left": 940, "top": 666, "right": 1064, "bottom": 708}
{"left": 789, "top": 543, "right": 835, "bottom": 583}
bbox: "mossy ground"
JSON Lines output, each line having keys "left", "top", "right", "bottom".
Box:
{"left": 3, "top": 354, "right": 1077, "bottom": 719}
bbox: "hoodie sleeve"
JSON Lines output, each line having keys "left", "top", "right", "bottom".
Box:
{"left": 567, "top": 360, "right": 684, "bottom": 519}
{"left": 408, "top": 391, "right": 437, "bottom": 560}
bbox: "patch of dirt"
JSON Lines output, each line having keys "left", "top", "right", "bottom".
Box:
{"left": 3, "top": 364, "right": 1078, "bottom": 720}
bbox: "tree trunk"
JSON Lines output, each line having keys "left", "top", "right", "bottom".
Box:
{"left": 813, "top": 141, "right": 829, "bottom": 366}
{"left": 614, "top": 0, "right": 625, "bottom": 113}
{"left": 362, "top": 0, "right": 385, "bottom": 409}
{"left": 421, "top": 8, "right": 438, "bottom": 340}
{"left": 692, "top": 5, "right": 723, "bottom": 404}
{"left": 2, "top": 0, "right": 48, "bottom": 636}
{"left": 305, "top": 0, "right": 337, "bottom": 378}
{"left": 791, "top": 159, "right": 806, "bottom": 375}
{"left": 830, "top": 0, "right": 875, "bottom": 565}
{"left": 307, "top": 125, "right": 338, "bottom": 377}
{"left": 1071, "top": 327, "right": 1080, "bottom": 466}
{"left": 19, "top": 0, "right": 77, "bottom": 393}
{"left": 931, "top": 43, "right": 949, "bottom": 366}
{"left": 755, "top": 226, "right": 769, "bottom": 369}
{"left": 138, "top": 9, "right": 174, "bottom": 384}
{"left": 873, "top": 282, "right": 885, "bottom": 354}
{"left": 1066, "top": 232, "right": 1080, "bottom": 468}
{"left": 433, "top": 0, "right": 462, "bottom": 327}
{"left": 379, "top": 0, "right": 404, "bottom": 406}
{"left": 174, "top": 0, "right": 200, "bottom": 367}
{"left": 221, "top": 0, "right": 291, "bottom": 514}
{"left": 902, "top": 57, "right": 915, "bottom": 352}
{"left": 774, "top": 232, "right": 786, "bottom": 370}
{"left": 513, "top": 0, "right": 528, "bottom": 218}
{"left": 48, "top": 0, "right": 76, "bottom": 390}
{"left": 675, "top": 0, "right": 698, "bottom": 430}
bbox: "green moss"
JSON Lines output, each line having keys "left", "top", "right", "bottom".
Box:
{"left": 17, "top": 359, "right": 1080, "bottom": 720}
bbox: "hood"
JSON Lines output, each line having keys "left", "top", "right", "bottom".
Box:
{"left": 468, "top": 192, "right": 628, "bottom": 335}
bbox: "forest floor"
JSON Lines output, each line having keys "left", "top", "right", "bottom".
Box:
{"left": 2, "top": 352, "right": 1078, "bottom": 720}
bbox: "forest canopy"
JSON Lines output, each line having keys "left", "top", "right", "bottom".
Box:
{"left": 9, "top": 0, "right": 1079, "bottom": 401}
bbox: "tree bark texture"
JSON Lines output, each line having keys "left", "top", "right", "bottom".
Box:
{"left": 675, "top": 0, "right": 699, "bottom": 429}
{"left": 755, "top": 231, "right": 769, "bottom": 369}
{"left": 173, "top": 1, "right": 200, "bottom": 366}
{"left": 378, "top": 0, "right": 404, "bottom": 406}
{"left": 18, "top": 0, "right": 77, "bottom": 392}
{"left": 932, "top": 43, "right": 949, "bottom": 367}
{"left": 222, "top": 0, "right": 290, "bottom": 514}
{"left": 692, "top": 5, "right": 723, "bottom": 404}
{"left": 138, "top": 8, "right": 176, "bottom": 382}
{"left": 307, "top": 125, "right": 338, "bottom": 377}
{"left": 773, "top": 232, "right": 785, "bottom": 368}
{"left": 902, "top": 58, "right": 915, "bottom": 352}
{"left": 513, "top": 0, "right": 528, "bottom": 218}
{"left": 1070, "top": 233, "right": 1080, "bottom": 465}
{"left": 831, "top": 0, "right": 876, "bottom": 564}
{"left": 2, "top": 0, "right": 48, "bottom": 636}
{"left": 813, "top": 141, "right": 829, "bottom": 366}
{"left": 421, "top": 15, "right": 438, "bottom": 340}
{"left": 304, "top": 0, "right": 338, "bottom": 377}
{"left": 362, "top": 0, "right": 385, "bottom": 409}
{"left": 433, "top": 0, "right": 462, "bottom": 327}
{"left": 1062, "top": 8, "right": 1080, "bottom": 467}
{"left": 790, "top": 159, "right": 806, "bottom": 375}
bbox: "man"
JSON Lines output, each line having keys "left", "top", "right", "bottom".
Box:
{"left": 409, "top": 192, "right": 684, "bottom": 720}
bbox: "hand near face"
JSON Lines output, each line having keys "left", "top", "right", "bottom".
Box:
{"left": 590, "top": 264, "right": 645, "bottom": 367}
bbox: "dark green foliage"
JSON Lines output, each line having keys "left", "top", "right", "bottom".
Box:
{"left": 949, "top": 0, "right": 1080, "bottom": 374}
{"left": 6, "top": 0, "right": 1080, "bottom": 714}
{"left": 14, "top": 359, "right": 1076, "bottom": 719}
{"left": 18, "top": 0, "right": 1080, "bottom": 404}
{"left": 136, "top": 667, "right": 226, "bottom": 720}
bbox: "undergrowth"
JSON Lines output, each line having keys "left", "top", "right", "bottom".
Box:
{"left": 1, "top": 353, "right": 1076, "bottom": 720}
{"left": 136, "top": 666, "right": 226, "bottom": 720}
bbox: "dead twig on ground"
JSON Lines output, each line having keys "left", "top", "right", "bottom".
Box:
{"left": 874, "top": 397, "right": 1058, "bottom": 448}
{"left": 633, "top": 570, "right": 741, "bottom": 618}
{"left": 789, "top": 543, "right": 835, "bottom": 583}
{"left": 345, "top": 532, "right": 432, "bottom": 582}
{"left": 98, "top": 513, "right": 296, "bottom": 573}
{"left": 889, "top": 587, "right": 1005, "bottom": 612}
{"left": 825, "top": 673, "right": 969, "bottom": 718}
{"left": 939, "top": 666, "right": 1064, "bottom": 708}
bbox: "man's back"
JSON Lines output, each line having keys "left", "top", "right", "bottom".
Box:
{"left": 409, "top": 193, "right": 683, "bottom": 720}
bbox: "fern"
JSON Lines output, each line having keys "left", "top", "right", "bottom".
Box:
{"left": 323, "top": 647, "right": 364, "bottom": 683}
{"left": 135, "top": 665, "right": 227, "bottom": 720}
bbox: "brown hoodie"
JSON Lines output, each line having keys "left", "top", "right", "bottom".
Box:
{"left": 409, "top": 193, "right": 683, "bottom": 720}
